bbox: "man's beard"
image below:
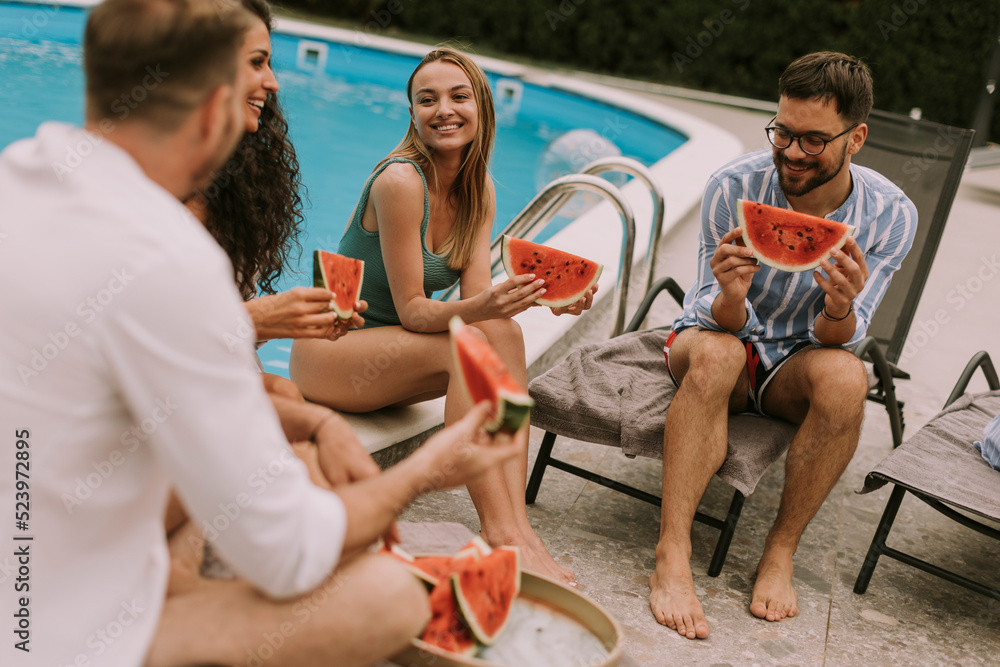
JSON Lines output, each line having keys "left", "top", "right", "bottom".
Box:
{"left": 774, "top": 143, "right": 847, "bottom": 198}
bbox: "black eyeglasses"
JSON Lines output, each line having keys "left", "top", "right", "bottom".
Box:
{"left": 764, "top": 117, "right": 859, "bottom": 156}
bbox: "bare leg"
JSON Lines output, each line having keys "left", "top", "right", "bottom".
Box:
{"left": 290, "top": 328, "right": 451, "bottom": 412}
{"left": 649, "top": 329, "right": 748, "bottom": 639}
{"left": 752, "top": 347, "right": 868, "bottom": 622}
{"left": 146, "top": 549, "right": 429, "bottom": 667}
{"left": 465, "top": 319, "right": 575, "bottom": 584}
{"left": 290, "top": 324, "right": 574, "bottom": 584}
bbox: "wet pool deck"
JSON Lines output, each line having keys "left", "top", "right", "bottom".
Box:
{"left": 397, "top": 84, "right": 1000, "bottom": 666}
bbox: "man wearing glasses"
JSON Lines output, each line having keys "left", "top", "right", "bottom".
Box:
{"left": 650, "top": 52, "right": 916, "bottom": 639}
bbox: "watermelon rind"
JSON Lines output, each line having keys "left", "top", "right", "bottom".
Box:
{"left": 448, "top": 316, "right": 535, "bottom": 434}
{"left": 451, "top": 546, "right": 521, "bottom": 646}
{"left": 463, "top": 536, "right": 493, "bottom": 557}
{"left": 736, "top": 200, "right": 857, "bottom": 273}
{"left": 312, "top": 249, "right": 365, "bottom": 319}
{"left": 490, "top": 388, "right": 534, "bottom": 435}
{"left": 500, "top": 235, "right": 603, "bottom": 309}
{"left": 418, "top": 580, "right": 479, "bottom": 657}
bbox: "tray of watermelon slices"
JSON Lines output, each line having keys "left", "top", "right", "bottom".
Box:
{"left": 385, "top": 538, "right": 623, "bottom": 667}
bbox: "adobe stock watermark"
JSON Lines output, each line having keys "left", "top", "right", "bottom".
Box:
{"left": 899, "top": 254, "right": 1000, "bottom": 362}
{"left": 58, "top": 599, "right": 146, "bottom": 665}
{"left": 51, "top": 65, "right": 169, "bottom": 181}
{"left": 877, "top": 0, "right": 929, "bottom": 41}
{"left": 17, "top": 268, "right": 135, "bottom": 386}
{"left": 197, "top": 448, "right": 299, "bottom": 545}
{"left": 546, "top": 0, "right": 586, "bottom": 31}
{"left": 329, "top": 0, "right": 414, "bottom": 65}
{"left": 672, "top": 0, "right": 751, "bottom": 73}
{"left": 61, "top": 396, "right": 180, "bottom": 514}
{"left": 6, "top": 3, "right": 60, "bottom": 40}
{"left": 897, "top": 125, "right": 966, "bottom": 185}
{"left": 241, "top": 570, "right": 351, "bottom": 666}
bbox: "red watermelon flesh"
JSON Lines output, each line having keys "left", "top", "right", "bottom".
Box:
{"left": 737, "top": 199, "right": 856, "bottom": 272}
{"left": 312, "top": 249, "right": 364, "bottom": 318}
{"left": 452, "top": 546, "right": 521, "bottom": 646}
{"left": 449, "top": 316, "right": 534, "bottom": 434}
{"left": 418, "top": 580, "right": 478, "bottom": 657}
{"left": 500, "top": 235, "right": 602, "bottom": 308}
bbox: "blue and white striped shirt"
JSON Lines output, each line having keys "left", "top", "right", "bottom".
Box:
{"left": 673, "top": 150, "right": 917, "bottom": 371}
{"left": 974, "top": 412, "right": 1000, "bottom": 471}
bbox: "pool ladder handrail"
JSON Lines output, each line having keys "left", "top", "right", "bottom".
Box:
{"left": 441, "top": 173, "right": 636, "bottom": 338}
{"left": 575, "top": 157, "right": 666, "bottom": 298}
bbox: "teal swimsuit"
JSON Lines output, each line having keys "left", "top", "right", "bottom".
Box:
{"left": 338, "top": 158, "right": 461, "bottom": 328}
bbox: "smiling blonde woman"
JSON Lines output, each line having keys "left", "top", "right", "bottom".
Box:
{"left": 290, "top": 47, "right": 598, "bottom": 586}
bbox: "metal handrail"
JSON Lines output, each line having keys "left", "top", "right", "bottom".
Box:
{"left": 440, "top": 173, "right": 636, "bottom": 338}
{"left": 578, "top": 157, "right": 665, "bottom": 295}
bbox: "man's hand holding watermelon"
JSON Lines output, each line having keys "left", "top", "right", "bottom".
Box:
{"left": 709, "top": 226, "right": 761, "bottom": 332}
{"left": 812, "top": 236, "right": 869, "bottom": 345}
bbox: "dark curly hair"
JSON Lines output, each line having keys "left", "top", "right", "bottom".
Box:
{"left": 202, "top": 0, "right": 305, "bottom": 300}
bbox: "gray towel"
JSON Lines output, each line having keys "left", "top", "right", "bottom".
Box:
{"left": 529, "top": 330, "right": 798, "bottom": 497}
{"left": 861, "top": 390, "right": 1000, "bottom": 522}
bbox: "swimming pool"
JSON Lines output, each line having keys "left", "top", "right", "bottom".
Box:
{"left": 0, "top": 1, "right": 720, "bottom": 376}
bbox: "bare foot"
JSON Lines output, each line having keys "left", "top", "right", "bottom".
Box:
{"left": 521, "top": 542, "right": 576, "bottom": 586}
{"left": 482, "top": 530, "right": 576, "bottom": 586}
{"left": 649, "top": 555, "right": 709, "bottom": 639}
{"left": 750, "top": 547, "right": 798, "bottom": 622}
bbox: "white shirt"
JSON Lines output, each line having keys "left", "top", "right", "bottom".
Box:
{"left": 0, "top": 123, "right": 347, "bottom": 667}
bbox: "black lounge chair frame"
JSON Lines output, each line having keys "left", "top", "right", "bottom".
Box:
{"left": 854, "top": 351, "right": 1000, "bottom": 599}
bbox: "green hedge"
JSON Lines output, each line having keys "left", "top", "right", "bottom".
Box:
{"left": 276, "top": 0, "right": 1000, "bottom": 142}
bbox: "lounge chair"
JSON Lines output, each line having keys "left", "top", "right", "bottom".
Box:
{"left": 854, "top": 351, "right": 1000, "bottom": 599}
{"left": 525, "top": 109, "right": 975, "bottom": 576}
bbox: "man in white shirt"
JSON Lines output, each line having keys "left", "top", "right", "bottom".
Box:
{"left": 0, "top": 1, "right": 519, "bottom": 665}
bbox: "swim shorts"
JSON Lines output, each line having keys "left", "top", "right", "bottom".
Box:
{"left": 663, "top": 328, "right": 812, "bottom": 417}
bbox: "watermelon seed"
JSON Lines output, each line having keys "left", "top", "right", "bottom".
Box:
{"left": 807, "top": 236, "right": 813, "bottom": 242}
{"left": 533, "top": 251, "right": 538, "bottom": 255}
{"left": 797, "top": 231, "right": 804, "bottom": 237}
{"left": 788, "top": 245, "right": 795, "bottom": 250}
{"left": 556, "top": 275, "right": 561, "bottom": 279}
{"left": 771, "top": 224, "right": 777, "bottom": 230}
{"left": 778, "top": 230, "right": 783, "bottom": 235}
{"left": 546, "top": 271, "right": 551, "bottom": 275}
{"left": 805, "top": 226, "right": 812, "bottom": 232}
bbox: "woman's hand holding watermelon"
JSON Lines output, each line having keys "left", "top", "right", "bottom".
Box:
{"left": 548, "top": 283, "right": 599, "bottom": 316}
{"left": 474, "top": 274, "right": 546, "bottom": 320}
{"left": 246, "top": 287, "right": 341, "bottom": 341}
{"left": 247, "top": 288, "right": 367, "bottom": 342}
{"left": 320, "top": 300, "right": 367, "bottom": 343}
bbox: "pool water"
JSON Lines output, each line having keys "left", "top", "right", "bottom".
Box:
{"left": 0, "top": 2, "right": 685, "bottom": 374}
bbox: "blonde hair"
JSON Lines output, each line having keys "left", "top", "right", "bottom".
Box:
{"left": 379, "top": 46, "right": 496, "bottom": 271}
{"left": 84, "top": 0, "right": 253, "bottom": 130}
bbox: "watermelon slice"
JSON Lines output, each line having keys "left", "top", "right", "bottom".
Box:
{"left": 379, "top": 541, "right": 482, "bottom": 588}
{"left": 449, "top": 316, "right": 534, "bottom": 434}
{"left": 461, "top": 536, "right": 493, "bottom": 557}
{"left": 500, "top": 235, "right": 602, "bottom": 308}
{"left": 737, "top": 199, "right": 856, "bottom": 272}
{"left": 452, "top": 546, "right": 521, "bottom": 646}
{"left": 418, "top": 579, "right": 478, "bottom": 657}
{"left": 312, "top": 249, "right": 364, "bottom": 318}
